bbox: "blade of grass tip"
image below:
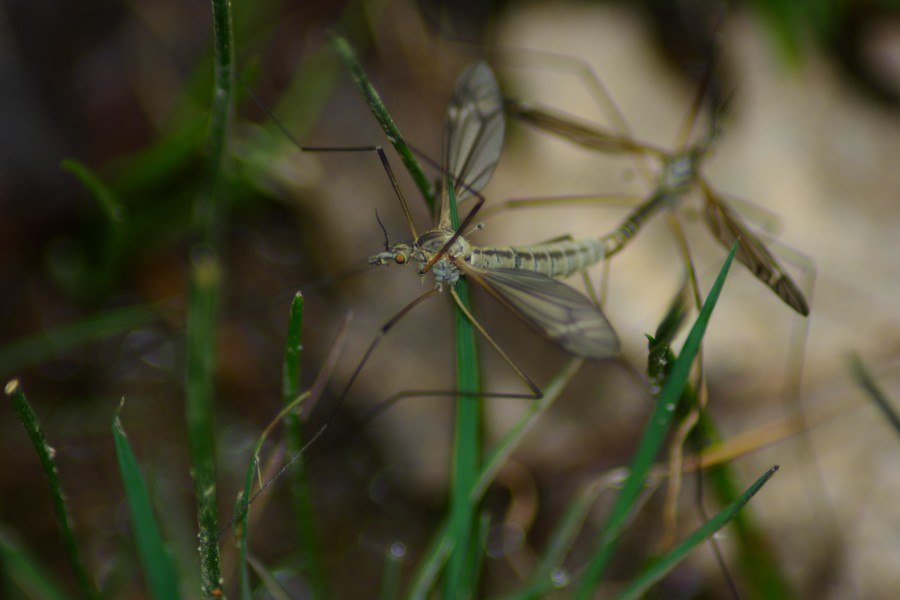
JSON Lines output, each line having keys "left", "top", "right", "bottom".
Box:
{"left": 0, "top": 303, "right": 163, "bottom": 379}
{"left": 184, "top": 249, "right": 224, "bottom": 598}
{"left": 445, "top": 181, "right": 482, "bottom": 599}
{"left": 234, "top": 311, "right": 351, "bottom": 598}
{"left": 61, "top": 159, "right": 126, "bottom": 226}
{"left": 326, "top": 30, "right": 436, "bottom": 212}
{"left": 112, "top": 404, "right": 181, "bottom": 600}
{"left": 5, "top": 379, "right": 97, "bottom": 599}
{"left": 694, "top": 412, "right": 795, "bottom": 599}
{"left": 280, "top": 293, "right": 327, "bottom": 599}
{"left": 613, "top": 466, "right": 780, "bottom": 600}
{"left": 848, "top": 353, "right": 900, "bottom": 436}
{"left": 58, "top": 158, "right": 128, "bottom": 294}
{"left": 575, "top": 241, "right": 738, "bottom": 598}
{"left": 0, "top": 522, "right": 71, "bottom": 600}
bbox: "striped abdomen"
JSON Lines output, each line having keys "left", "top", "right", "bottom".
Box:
{"left": 467, "top": 238, "right": 605, "bottom": 279}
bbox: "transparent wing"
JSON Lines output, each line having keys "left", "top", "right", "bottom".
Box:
{"left": 440, "top": 61, "right": 505, "bottom": 227}
{"left": 700, "top": 179, "right": 809, "bottom": 315}
{"left": 464, "top": 265, "right": 620, "bottom": 359}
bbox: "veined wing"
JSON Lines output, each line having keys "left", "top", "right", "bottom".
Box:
{"left": 440, "top": 61, "right": 505, "bottom": 228}
{"left": 700, "top": 178, "right": 809, "bottom": 316}
{"left": 463, "top": 265, "right": 620, "bottom": 360}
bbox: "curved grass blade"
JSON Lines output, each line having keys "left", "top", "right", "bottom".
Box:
{"left": 613, "top": 466, "right": 779, "bottom": 600}
{"left": 0, "top": 524, "right": 69, "bottom": 600}
{"left": 407, "top": 359, "right": 583, "bottom": 598}
{"left": 112, "top": 406, "right": 181, "bottom": 600}
{"left": 0, "top": 303, "right": 163, "bottom": 379}
{"left": 575, "top": 241, "right": 738, "bottom": 598}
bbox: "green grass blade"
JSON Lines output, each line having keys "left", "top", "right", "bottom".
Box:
{"left": 444, "top": 181, "right": 482, "bottom": 599}
{"left": 327, "top": 30, "right": 436, "bottom": 212}
{"left": 0, "top": 523, "right": 70, "bottom": 600}
{"left": 279, "top": 293, "right": 327, "bottom": 598}
{"left": 694, "top": 411, "right": 795, "bottom": 599}
{"left": 575, "top": 241, "right": 738, "bottom": 597}
{"left": 406, "top": 350, "right": 583, "bottom": 598}
{"left": 196, "top": 0, "right": 235, "bottom": 242}
{"left": 380, "top": 543, "right": 405, "bottom": 600}
{"left": 406, "top": 519, "right": 452, "bottom": 600}
{"left": 613, "top": 466, "right": 780, "bottom": 600}
{"left": 184, "top": 251, "right": 224, "bottom": 598}
{"left": 246, "top": 554, "right": 292, "bottom": 600}
{"left": 646, "top": 287, "right": 794, "bottom": 598}
{"left": 184, "top": 0, "right": 233, "bottom": 592}
{"left": 849, "top": 353, "right": 900, "bottom": 436}
{"left": 236, "top": 445, "right": 256, "bottom": 600}
{"left": 527, "top": 470, "right": 628, "bottom": 597}
{"left": 5, "top": 380, "right": 97, "bottom": 599}
{"left": 112, "top": 408, "right": 181, "bottom": 600}
{"left": 474, "top": 359, "right": 582, "bottom": 500}
{"left": 60, "top": 159, "right": 125, "bottom": 226}
{"left": 0, "top": 303, "right": 162, "bottom": 379}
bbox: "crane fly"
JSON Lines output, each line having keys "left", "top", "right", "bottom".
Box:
{"left": 505, "top": 76, "right": 810, "bottom": 317}
{"left": 369, "top": 60, "right": 620, "bottom": 363}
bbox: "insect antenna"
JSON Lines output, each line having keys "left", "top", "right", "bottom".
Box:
{"left": 375, "top": 208, "right": 390, "bottom": 250}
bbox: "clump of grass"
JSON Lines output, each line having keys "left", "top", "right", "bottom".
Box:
{"left": 3, "top": 7, "right": 816, "bottom": 600}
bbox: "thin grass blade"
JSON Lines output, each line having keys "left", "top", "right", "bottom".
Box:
{"left": 380, "top": 543, "right": 405, "bottom": 600}
{"left": 613, "top": 466, "right": 779, "bottom": 600}
{"left": 0, "top": 303, "right": 163, "bottom": 379}
{"left": 575, "top": 241, "right": 738, "bottom": 597}
{"left": 407, "top": 359, "right": 582, "bottom": 599}
{"left": 279, "top": 293, "right": 326, "bottom": 597}
{"left": 184, "top": 250, "right": 224, "bottom": 598}
{"left": 112, "top": 408, "right": 181, "bottom": 600}
{"left": 0, "top": 524, "right": 70, "bottom": 600}
{"left": 696, "top": 411, "right": 795, "bottom": 599}
{"left": 327, "top": 30, "right": 436, "bottom": 212}
{"left": 247, "top": 554, "right": 292, "bottom": 600}
{"left": 5, "top": 380, "right": 97, "bottom": 599}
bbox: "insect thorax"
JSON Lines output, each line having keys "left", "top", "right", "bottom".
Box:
{"left": 417, "top": 228, "right": 471, "bottom": 290}
{"left": 368, "top": 228, "right": 472, "bottom": 291}
{"left": 661, "top": 149, "right": 702, "bottom": 193}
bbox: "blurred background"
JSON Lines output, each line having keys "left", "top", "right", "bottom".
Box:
{"left": 2, "top": 0, "right": 900, "bottom": 597}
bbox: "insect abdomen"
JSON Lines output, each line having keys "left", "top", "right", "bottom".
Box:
{"left": 469, "top": 238, "right": 605, "bottom": 279}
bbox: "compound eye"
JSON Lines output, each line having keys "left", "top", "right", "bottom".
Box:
{"left": 394, "top": 254, "right": 406, "bottom": 264}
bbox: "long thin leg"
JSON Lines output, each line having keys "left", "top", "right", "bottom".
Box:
{"left": 449, "top": 288, "right": 543, "bottom": 400}
{"left": 242, "top": 75, "right": 420, "bottom": 240}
